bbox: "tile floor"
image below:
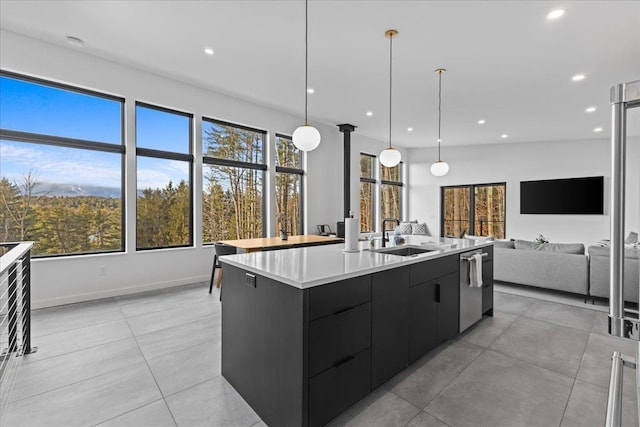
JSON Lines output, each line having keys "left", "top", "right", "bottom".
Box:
{"left": 4, "top": 282, "right": 639, "bottom": 427}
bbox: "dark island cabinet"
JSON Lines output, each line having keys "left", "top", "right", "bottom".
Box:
{"left": 371, "top": 266, "right": 409, "bottom": 389}
{"left": 221, "top": 249, "right": 493, "bottom": 427}
{"left": 481, "top": 245, "right": 494, "bottom": 315}
{"left": 408, "top": 254, "right": 459, "bottom": 364}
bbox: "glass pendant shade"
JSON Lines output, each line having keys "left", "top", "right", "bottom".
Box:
{"left": 430, "top": 160, "right": 449, "bottom": 176}
{"left": 293, "top": 124, "right": 321, "bottom": 151}
{"left": 380, "top": 147, "right": 401, "bottom": 167}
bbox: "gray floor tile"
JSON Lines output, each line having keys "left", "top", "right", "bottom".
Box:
{"left": 577, "top": 333, "right": 638, "bottom": 398}
{"left": 119, "top": 287, "right": 216, "bottom": 318}
{"left": 165, "top": 376, "right": 260, "bottom": 427}
{"left": 591, "top": 310, "right": 610, "bottom": 336}
{"left": 388, "top": 340, "right": 484, "bottom": 409}
{"left": 136, "top": 314, "right": 221, "bottom": 360}
{"left": 426, "top": 350, "right": 574, "bottom": 427}
{"left": 561, "top": 380, "right": 638, "bottom": 427}
{"left": 4, "top": 362, "right": 162, "bottom": 427}
{"left": 126, "top": 300, "right": 219, "bottom": 336}
{"left": 97, "top": 399, "right": 177, "bottom": 427}
{"left": 523, "top": 300, "right": 596, "bottom": 332}
{"left": 250, "top": 421, "right": 267, "bottom": 427}
{"left": 31, "top": 301, "right": 125, "bottom": 338}
{"left": 24, "top": 319, "right": 133, "bottom": 364}
{"left": 489, "top": 316, "right": 589, "bottom": 377}
{"left": 460, "top": 311, "right": 518, "bottom": 348}
{"left": 406, "top": 411, "right": 450, "bottom": 427}
{"left": 147, "top": 339, "right": 221, "bottom": 397}
{"left": 492, "top": 291, "right": 536, "bottom": 315}
{"left": 341, "top": 390, "right": 420, "bottom": 427}
{"left": 11, "top": 337, "right": 145, "bottom": 402}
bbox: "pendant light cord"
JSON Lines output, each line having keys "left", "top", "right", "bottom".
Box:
{"left": 388, "top": 33, "right": 393, "bottom": 149}
{"left": 438, "top": 70, "right": 442, "bottom": 161}
{"left": 304, "top": 0, "right": 309, "bottom": 125}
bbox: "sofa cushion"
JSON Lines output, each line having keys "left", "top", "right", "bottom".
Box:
{"left": 626, "top": 231, "right": 638, "bottom": 244}
{"left": 589, "top": 245, "right": 640, "bottom": 259}
{"left": 494, "top": 240, "right": 515, "bottom": 249}
{"left": 514, "top": 239, "right": 585, "bottom": 254}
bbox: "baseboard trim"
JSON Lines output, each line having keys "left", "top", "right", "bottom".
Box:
{"left": 31, "top": 275, "right": 210, "bottom": 309}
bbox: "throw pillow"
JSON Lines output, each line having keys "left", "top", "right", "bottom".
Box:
{"left": 411, "top": 222, "right": 429, "bottom": 235}
{"left": 626, "top": 231, "right": 638, "bottom": 244}
{"left": 397, "top": 222, "right": 413, "bottom": 234}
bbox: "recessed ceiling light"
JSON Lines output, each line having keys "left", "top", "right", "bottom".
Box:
{"left": 501, "top": 134, "right": 508, "bottom": 138}
{"left": 407, "top": 127, "right": 413, "bottom": 132}
{"left": 572, "top": 74, "right": 585, "bottom": 82}
{"left": 478, "top": 119, "right": 486, "bottom": 125}
{"left": 547, "top": 9, "right": 565, "bottom": 20}
{"left": 66, "top": 36, "right": 84, "bottom": 47}
{"left": 366, "top": 111, "right": 373, "bottom": 117}
{"left": 204, "top": 48, "right": 214, "bottom": 55}
{"left": 585, "top": 106, "right": 596, "bottom": 113}
{"left": 593, "top": 127, "right": 603, "bottom": 132}
{"left": 307, "top": 88, "right": 314, "bottom": 94}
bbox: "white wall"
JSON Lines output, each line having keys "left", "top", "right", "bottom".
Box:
{"left": 407, "top": 137, "right": 640, "bottom": 247}
{"left": 1, "top": 30, "right": 353, "bottom": 307}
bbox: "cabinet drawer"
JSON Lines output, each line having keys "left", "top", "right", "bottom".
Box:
{"left": 410, "top": 254, "right": 458, "bottom": 286}
{"left": 309, "top": 302, "right": 371, "bottom": 377}
{"left": 309, "top": 275, "right": 371, "bottom": 320}
{"left": 308, "top": 348, "right": 371, "bottom": 427}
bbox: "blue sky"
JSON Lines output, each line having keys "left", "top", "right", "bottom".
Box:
{"left": 0, "top": 76, "right": 190, "bottom": 190}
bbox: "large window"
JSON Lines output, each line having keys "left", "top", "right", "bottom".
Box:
{"left": 441, "top": 183, "right": 506, "bottom": 238}
{"left": 380, "top": 162, "right": 402, "bottom": 223}
{"left": 202, "top": 119, "right": 266, "bottom": 243}
{"left": 275, "top": 135, "right": 303, "bottom": 235}
{"left": 136, "top": 103, "right": 193, "bottom": 250}
{"left": 0, "top": 72, "right": 124, "bottom": 257}
{"left": 359, "top": 154, "right": 376, "bottom": 232}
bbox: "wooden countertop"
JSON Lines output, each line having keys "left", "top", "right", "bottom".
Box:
{"left": 218, "top": 235, "right": 343, "bottom": 252}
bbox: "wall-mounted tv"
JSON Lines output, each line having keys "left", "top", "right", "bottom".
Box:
{"left": 520, "top": 176, "right": 604, "bottom": 215}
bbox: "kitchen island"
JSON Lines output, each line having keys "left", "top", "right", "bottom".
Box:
{"left": 219, "top": 238, "right": 493, "bottom": 427}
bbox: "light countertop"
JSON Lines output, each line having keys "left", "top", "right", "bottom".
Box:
{"left": 219, "top": 236, "right": 493, "bottom": 289}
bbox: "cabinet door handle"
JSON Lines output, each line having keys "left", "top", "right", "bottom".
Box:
{"left": 334, "top": 355, "right": 355, "bottom": 368}
{"left": 334, "top": 306, "right": 355, "bottom": 316}
{"left": 435, "top": 283, "right": 441, "bottom": 303}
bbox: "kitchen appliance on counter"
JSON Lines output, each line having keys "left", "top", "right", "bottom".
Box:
{"left": 459, "top": 250, "right": 487, "bottom": 332}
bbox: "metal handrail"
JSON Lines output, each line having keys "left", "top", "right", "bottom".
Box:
{"left": 605, "top": 79, "right": 640, "bottom": 427}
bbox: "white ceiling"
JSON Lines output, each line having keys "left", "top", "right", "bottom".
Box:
{"left": 1, "top": 1, "right": 639, "bottom": 148}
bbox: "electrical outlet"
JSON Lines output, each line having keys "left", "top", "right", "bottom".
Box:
{"left": 245, "top": 273, "right": 256, "bottom": 288}
{"left": 98, "top": 265, "right": 106, "bottom": 276}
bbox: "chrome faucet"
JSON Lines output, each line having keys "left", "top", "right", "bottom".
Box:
{"left": 381, "top": 218, "right": 400, "bottom": 247}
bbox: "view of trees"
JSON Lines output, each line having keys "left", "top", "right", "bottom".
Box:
{"left": 137, "top": 180, "right": 190, "bottom": 249}
{"left": 359, "top": 154, "right": 403, "bottom": 232}
{"left": 1, "top": 174, "right": 121, "bottom": 256}
{"left": 275, "top": 136, "right": 302, "bottom": 235}
{"left": 443, "top": 184, "right": 505, "bottom": 238}
{"left": 202, "top": 122, "right": 264, "bottom": 243}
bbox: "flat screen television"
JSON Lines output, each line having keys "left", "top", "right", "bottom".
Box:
{"left": 520, "top": 176, "right": 604, "bottom": 214}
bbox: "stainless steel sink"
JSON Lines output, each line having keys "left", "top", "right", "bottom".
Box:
{"left": 373, "top": 245, "right": 434, "bottom": 257}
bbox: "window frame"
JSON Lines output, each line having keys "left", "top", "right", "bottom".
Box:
{"left": 201, "top": 117, "right": 267, "bottom": 243}
{"left": 0, "top": 70, "right": 126, "bottom": 258}
{"left": 380, "top": 161, "right": 403, "bottom": 223}
{"left": 135, "top": 101, "right": 194, "bottom": 251}
{"left": 440, "top": 182, "right": 507, "bottom": 238}
{"left": 275, "top": 133, "right": 304, "bottom": 235}
{"left": 359, "top": 153, "right": 377, "bottom": 233}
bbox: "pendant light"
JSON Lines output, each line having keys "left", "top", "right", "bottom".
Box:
{"left": 430, "top": 68, "right": 449, "bottom": 176}
{"left": 292, "top": 0, "right": 321, "bottom": 151}
{"left": 379, "top": 29, "right": 401, "bottom": 168}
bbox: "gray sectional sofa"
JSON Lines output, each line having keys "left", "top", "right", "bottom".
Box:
{"left": 588, "top": 245, "right": 639, "bottom": 303}
{"left": 493, "top": 239, "right": 589, "bottom": 297}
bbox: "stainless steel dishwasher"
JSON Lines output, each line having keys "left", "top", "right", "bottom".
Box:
{"left": 459, "top": 250, "right": 486, "bottom": 332}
